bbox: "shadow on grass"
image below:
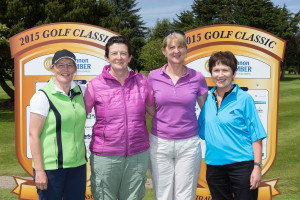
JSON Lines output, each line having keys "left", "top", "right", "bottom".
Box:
{"left": 0, "top": 111, "right": 14, "bottom": 122}
{"left": 280, "top": 74, "right": 300, "bottom": 82}
{"left": 281, "top": 77, "right": 300, "bottom": 82}
{"left": 0, "top": 100, "right": 14, "bottom": 122}
{"left": 0, "top": 99, "right": 14, "bottom": 111}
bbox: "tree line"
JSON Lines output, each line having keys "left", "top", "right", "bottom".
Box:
{"left": 0, "top": 0, "right": 299, "bottom": 100}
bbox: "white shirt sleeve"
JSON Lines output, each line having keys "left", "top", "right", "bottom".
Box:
{"left": 30, "top": 83, "right": 85, "bottom": 117}
{"left": 29, "top": 91, "right": 50, "bottom": 117}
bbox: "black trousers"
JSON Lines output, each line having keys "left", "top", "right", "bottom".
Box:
{"left": 206, "top": 160, "right": 258, "bottom": 200}
{"left": 33, "top": 164, "right": 86, "bottom": 200}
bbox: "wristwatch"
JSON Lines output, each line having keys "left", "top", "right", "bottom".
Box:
{"left": 254, "top": 162, "right": 263, "bottom": 168}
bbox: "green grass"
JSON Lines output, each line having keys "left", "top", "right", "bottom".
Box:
{"left": 144, "top": 189, "right": 155, "bottom": 200}
{"left": 0, "top": 109, "right": 27, "bottom": 176}
{"left": 263, "top": 74, "right": 300, "bottom": 200}
{"left": 140, "top": 70, "right": 150, "bottom": 77}
{"left": 0, "top": 189, "right": 17, "bottom": 199}
{"left": 1, "top": 75, "right": 300, "bottom": 199}
{"left": 0, "top": 80, "right": 27, "bottom": 177}
{"left": 0, "top": 188, "right": 154, "bottom": 200}
{"left": 0, "top": 81, "right": 13, "bottom": 97}
{"left": 0, "top": 81, "right": 13, "bottom": 105}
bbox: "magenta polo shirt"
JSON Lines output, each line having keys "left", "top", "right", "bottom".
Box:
{"left": 148, "top": 64, "right": 208, "bottom": 140}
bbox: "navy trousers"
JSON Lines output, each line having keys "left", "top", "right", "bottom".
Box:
{"left": 206, "top": 160, "right": 258, "bottom": 200}
{"left": 33, "top": 164, "right": 86, "bottom": 200}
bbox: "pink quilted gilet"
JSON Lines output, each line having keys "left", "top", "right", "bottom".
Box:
{"left": 84, "top": 65, "right": 154, "bottom": 156}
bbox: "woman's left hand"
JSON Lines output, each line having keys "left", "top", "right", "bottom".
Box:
{"left": 250, "top": 166, "right": 261, "bottom": 190}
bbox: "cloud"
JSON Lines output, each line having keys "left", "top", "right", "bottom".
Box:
{"left": 136, "top": 0, "right": 194, "bottom": 27}
{"left": 141, "top": 5, "right": 185, "bottom": 15}
{"left": 286, "top": 5, "right": 300, "bottom": 13}
{"left": 137, "top": 0, "right": 173, "bottom": 2}
{"left": 139, "top": 3, "right": 192, "bottom": 27}
{"left": 138, "top": 5, "right": 183, "bottom": 27}
{"left": 271, "top": 0, "right": 300, "bottom": 13}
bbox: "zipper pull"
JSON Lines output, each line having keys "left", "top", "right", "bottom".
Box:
{"left": 72, "top": 98, "right": 76, "bottom": 108}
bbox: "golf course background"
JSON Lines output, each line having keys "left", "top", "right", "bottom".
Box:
{"left": 0, "top": 73, "right": 299, "bottom": 199}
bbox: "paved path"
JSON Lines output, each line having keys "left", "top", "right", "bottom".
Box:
{"left": 0, "top": 176, "right": 153, "bottom": 189}
{"left": 0, "top": 176, "right": 21, "bottom": 189}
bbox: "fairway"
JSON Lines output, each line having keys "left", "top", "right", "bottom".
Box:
{"left": 262, "top": 74, "right": 300, "bottom": 199}
{"left": 0, "top": 75, "right": 299, "bottom": 199}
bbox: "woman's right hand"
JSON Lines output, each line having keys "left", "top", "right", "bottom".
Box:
{"left": 35, "top": 170, "right": 48, "bottom": 190}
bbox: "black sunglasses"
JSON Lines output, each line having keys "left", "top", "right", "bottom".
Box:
{"left": 163, "top": 30, "right": 185, "bottom": 38}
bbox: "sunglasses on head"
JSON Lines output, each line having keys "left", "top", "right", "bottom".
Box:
{"left": 163, "top": 30, "right": 185, "bottom": 39}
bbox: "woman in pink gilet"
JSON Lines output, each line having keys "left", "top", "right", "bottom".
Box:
{"left": 84, "top": 36, "right": 154, "bottom": 200}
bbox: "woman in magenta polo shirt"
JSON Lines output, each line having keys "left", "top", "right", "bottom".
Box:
{"left": 148, "top": 30, "right": 208, "bottom": 200}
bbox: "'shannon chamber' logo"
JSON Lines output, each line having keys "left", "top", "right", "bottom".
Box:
{"left": 44, "top": 57, "right": 53, "bottom": 71}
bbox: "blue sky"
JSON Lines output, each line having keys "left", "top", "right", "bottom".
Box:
{"left": 137, "top": 0, "right": 300, "bottom": 28}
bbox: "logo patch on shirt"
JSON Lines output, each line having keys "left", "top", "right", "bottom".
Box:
{"left": 229, "top": 110, "right": 235, "bottom": 114}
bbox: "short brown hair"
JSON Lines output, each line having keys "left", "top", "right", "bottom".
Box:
{"left": 105, "top": 36, "right": 132, "bottom": 58}
{"left": 208, "top": 51, "right": 237, "bottom": 74}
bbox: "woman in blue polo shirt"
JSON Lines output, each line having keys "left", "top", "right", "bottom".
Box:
{"left": 198, "top": 51, "right": 267, "bottom": 200}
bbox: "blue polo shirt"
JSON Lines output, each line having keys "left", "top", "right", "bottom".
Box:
{"left": 198, "top": 84, "right": 267, "bottom": 165}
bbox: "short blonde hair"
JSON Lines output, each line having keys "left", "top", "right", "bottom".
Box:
{"left": 162, "top": 32, "right": 187, "bottom": 49}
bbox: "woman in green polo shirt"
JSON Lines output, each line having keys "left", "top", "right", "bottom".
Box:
{"left": 29, "top": 49, "right": 87, "bottom": 200}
